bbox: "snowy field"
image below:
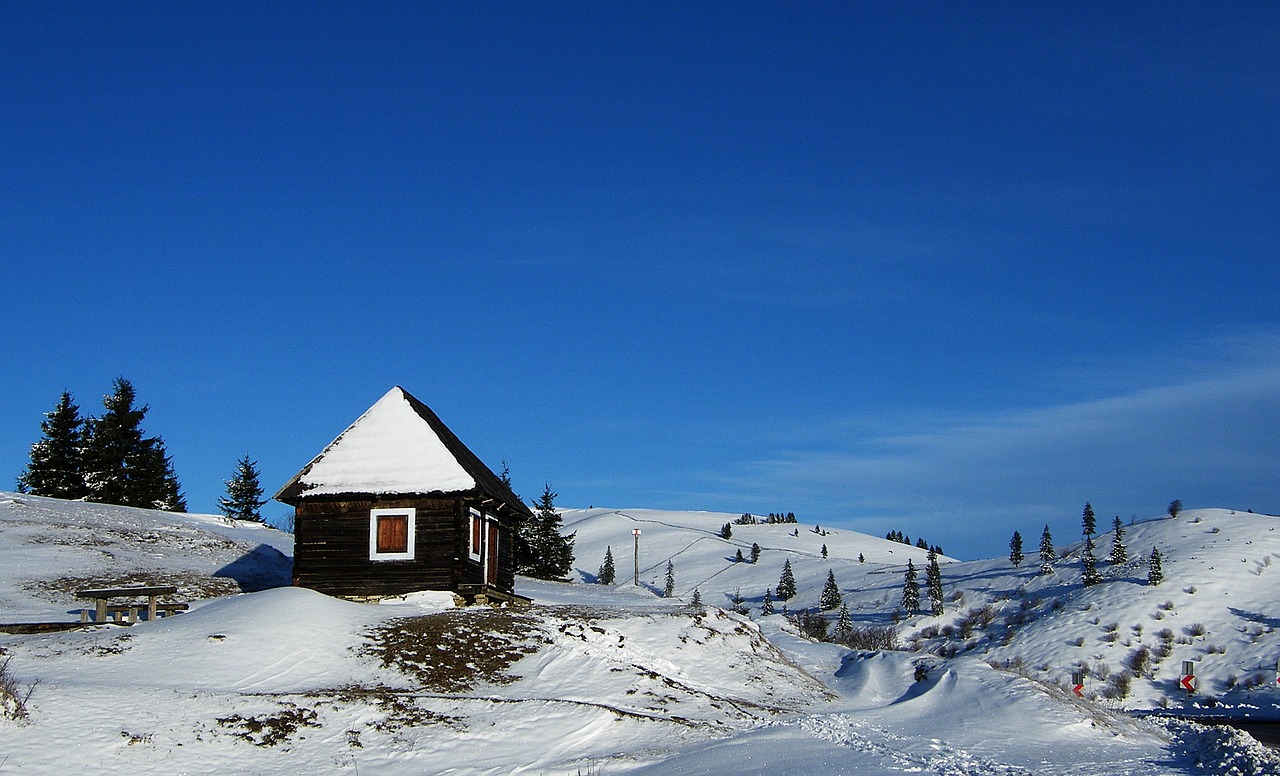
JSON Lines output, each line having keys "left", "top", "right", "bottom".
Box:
{"left": 2, "top": 493, "right": 1278, "bottom": 774}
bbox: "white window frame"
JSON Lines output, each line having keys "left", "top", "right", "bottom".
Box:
{"left": 369, "top": 508, "right": 416, "bottom": 561}
{"left": 468, "top": 508, "right": 483, "bottom": 561}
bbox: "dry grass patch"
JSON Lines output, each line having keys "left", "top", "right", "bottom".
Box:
{"left": 363, "top": 608, "right": 550, "bottom": 693}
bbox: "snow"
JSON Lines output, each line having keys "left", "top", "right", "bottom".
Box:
{"left": 2, "top": 494, "right": 1279, "bottom": 774}
{"left": 289, "top": 386, "right": 476, "bottom": 497}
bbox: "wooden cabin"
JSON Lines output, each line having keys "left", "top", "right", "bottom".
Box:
{"left": 274, "top": 386, "right": 530, "bottom": 603}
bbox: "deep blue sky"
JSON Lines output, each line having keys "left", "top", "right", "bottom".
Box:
{"left": 3, "top": 3, "right": 1278, "bottom": 559}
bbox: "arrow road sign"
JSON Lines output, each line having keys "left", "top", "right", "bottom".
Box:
{"left": 1073, "top": 684, "right": 1085, "bottom": 697}
{"left": 1180, "top": 675, "right": 1196, "bottom": 693}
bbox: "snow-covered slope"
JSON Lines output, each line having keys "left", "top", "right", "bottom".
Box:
{"left": 0, "top": 492, "right": 292, "bottom": 620}
{"left": 3, "top": 495, "right": 1278, "bottom": 775}
{"left": 562, "top": 506, "right": 1280, "bottom": 717}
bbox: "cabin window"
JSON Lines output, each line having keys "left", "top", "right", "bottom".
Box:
{"left": 369, "top": 508, "right": 415, "bottom": 560}
{"left": 469, "top": 508, "right": 484, "bottom": 560}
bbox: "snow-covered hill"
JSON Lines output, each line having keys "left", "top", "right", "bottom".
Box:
{"left": 561, "top": 506, "right": 1280, "bottom": 716}
{"left": 2, "top": 494, "right": 1278, "bottom": 774}
{"left": 0, "top": 492, "right": 292, "bottom": 620}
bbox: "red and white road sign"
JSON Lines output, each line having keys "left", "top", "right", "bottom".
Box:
{"left": 1180, "top": 675, "right": 1196, "bottom": 693}
{"left": 1072, "top": 684, "right": 1085, "bottom": 697}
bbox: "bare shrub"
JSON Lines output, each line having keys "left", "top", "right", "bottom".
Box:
{"left": 835, "top": 625, "right": 899, "bottom": 651}
{"left": 1, "top": 655, "right": 38, "bottom": 722}
{"left": 1125, "top": 646, "right": 1151, "bottom": 677}
{"left": 1186, "top": 623, "right": 1207, "bottom": 638}
{"left": 1102, "top": 672, "right": 1132, "bottom": 699}
{"left": 957, "top": 605, "right": 997, "bottom": 638}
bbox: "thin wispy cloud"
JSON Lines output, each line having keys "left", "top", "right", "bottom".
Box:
{"left": 708, "top": 354, "right": 1280, "bottom": 558}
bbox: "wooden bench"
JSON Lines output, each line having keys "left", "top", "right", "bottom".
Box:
{"left": 75, "top": 586, "right": 186, "bottom": 624}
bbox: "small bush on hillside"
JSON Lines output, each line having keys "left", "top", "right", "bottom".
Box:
{"left": 1126, "top": 646, "right": 1151, "bottom": 677}
{"left": 787, "top": 609, "right": 829, "bottom": 641}
{"left": 834, "top": 625, "right": 899, "bottom": 652}
{"left": 1186, "top": 623, "right": 1207, "bottom": 638}
{"left": 1102, "top": 672, "right": 1132, "bottom": 700}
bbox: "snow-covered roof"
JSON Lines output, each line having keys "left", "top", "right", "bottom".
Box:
{"left": 274, "top": 387, "right": 526, "bottom": 513}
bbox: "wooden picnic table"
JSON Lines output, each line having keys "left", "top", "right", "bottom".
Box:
{"left": 75, "top": 585, "right": 184, "bottom": 624}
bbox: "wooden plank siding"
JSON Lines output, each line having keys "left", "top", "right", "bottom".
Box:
{"left": 292, "top": 495, "right": 516, "bottom": 598}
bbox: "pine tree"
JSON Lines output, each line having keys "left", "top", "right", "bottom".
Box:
{"left": 663, "top": 560, "right": 676, "bottom": 597}
{"left": 761, "top": 588, "right": 774, "bottom": 615}
{"left": 1081, "top": 535, "right": 1101, "bottom": 586}
{"left": 833, "top": 602, "right": 853, "bottom": 643}
{"left": 1168, "top": 499, "right": 1182, "bottom": 519}
{"left": 1082, "top": 502, "right": 1096, "bottom": 536}
{"left": 1147, "top": 547, "right": 1164, "bottom": 586}
{"left": 1009, "top": 530, "right": 1024, "bottom": 567}
{"left": 729, "top": 587, "right": 749, "bottom": 615}
{"left": 1039, "top": 524, "right": 1055, "bottom": 575}
{"left": 597, "top": 546, "right": 615, "bottom": 585}
{"left": 517, "top": 484, "right": 575, "bottom": 579}
{"left": 821, "top": 543, "right": 828, "bottom": 559}
{"left": 690, "top": 588, "right": 702, "bottom": 606}
{"left": 1109, "top": 516, "right": 1127, "bottom": 565}
{"left": 218, "top": 455, "right": 267, "bottom": 522}
{"left": 858, "top": 552, "right": 865, "bottom": 563}
{"left": 901, "top": 560, "right": 920, "bottom": 616}
{"left": 776, "top": 559, "right": 797, "bottom": 600}
{"left": 720, "top": 522, "right": 733, "bottom": 539}
{"left": 819, "top": 569, "right": 842, "bottom": 610}
{"left": 734, "top": 548, "right": 745, "bottom": 563}
{"left": 17, "top": 391, "right": 88, "bottom": 499}
{"left": 926, "top": 547, "right": 944, "bottom": 616}
{"left": 751, "top": 542, "right": 761, "bottom": 564}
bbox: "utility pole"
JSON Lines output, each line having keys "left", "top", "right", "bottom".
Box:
{"left": 633, "top": 528, "right": 641, "bottom": 586}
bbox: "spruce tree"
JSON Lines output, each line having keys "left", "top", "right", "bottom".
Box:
{"left": 926, "top": 547, "right": 944, "bottom": 616}
{"left": 1082, "top": 502, "right": 1096, "bottom": 536}
{"left": 821, "top": 543, "right": 828, "bottom": 559}
{"left": 1081, "top": 535, "right": 1101, "bottom": 586}
{"left": 734, "top": 548, "right": 745, "bottom": 563}
{"left": 218, "top": 455, "right": 267, "bottom": 522}
{"left": 833, "top": 602, "right": 853, "bottom": 643}
{"left": 663, "top": 560, "right": 676, "bottom": 597}
{"left": 1039, "top": 524, "right": 1055, "bottom": 575}
{"left": 1009, "top": 530, "right": 1024, "bottom": 567}
{"left": 691, "top": 588, "right": 702, "bottom": 606}
{"left": 761, "top": 587, "right": 774, "bottom": 615}
{"left": 776, "top": 559, "right": 797, "bottom": 600}
{"left": 858, "top": 552, "right": 865, "bottom": 563}
{"left": 901, "top": 560, "right": 920, "bottom": 616}
{"left": 819, "top": 569, "right": 842, "bottom": 610}
{"left": 751, "top": 542, "right": 761, "bottom": 563}
{"left": 1109, "top": 516, "right": 1127, "bottom": 565}
{"left": 597, "top": 546, "right": 615, "bottom": 585}
{"left": 518, "top": 484, "right": 575, "bottom": 579}
{"left": 18, "top": 391, "right": 88, "bottom": 499}
{"left": 1168, "top": 499, "right": 1182, "bottom": 519}
{"left": 1147, "top": 547, "right": 1164, "bottom": 586}
{"left": 81, "top": 378, "right": 184, "bottom": 510}
{"left": 720, "top": 522, "right": 733, "bottom": 539}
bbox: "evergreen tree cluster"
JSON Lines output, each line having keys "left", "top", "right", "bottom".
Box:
{"left": 516, "top": 484, "right": 575, "bottom": 580}
{"left": 17, "top": 379, "right": 185, "bottom": 511}
{"left": 884, "top": 530, "right": 942, "bottom": 556}
{"left": 734, "top": 511, "right": 798, "bottom": 525}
